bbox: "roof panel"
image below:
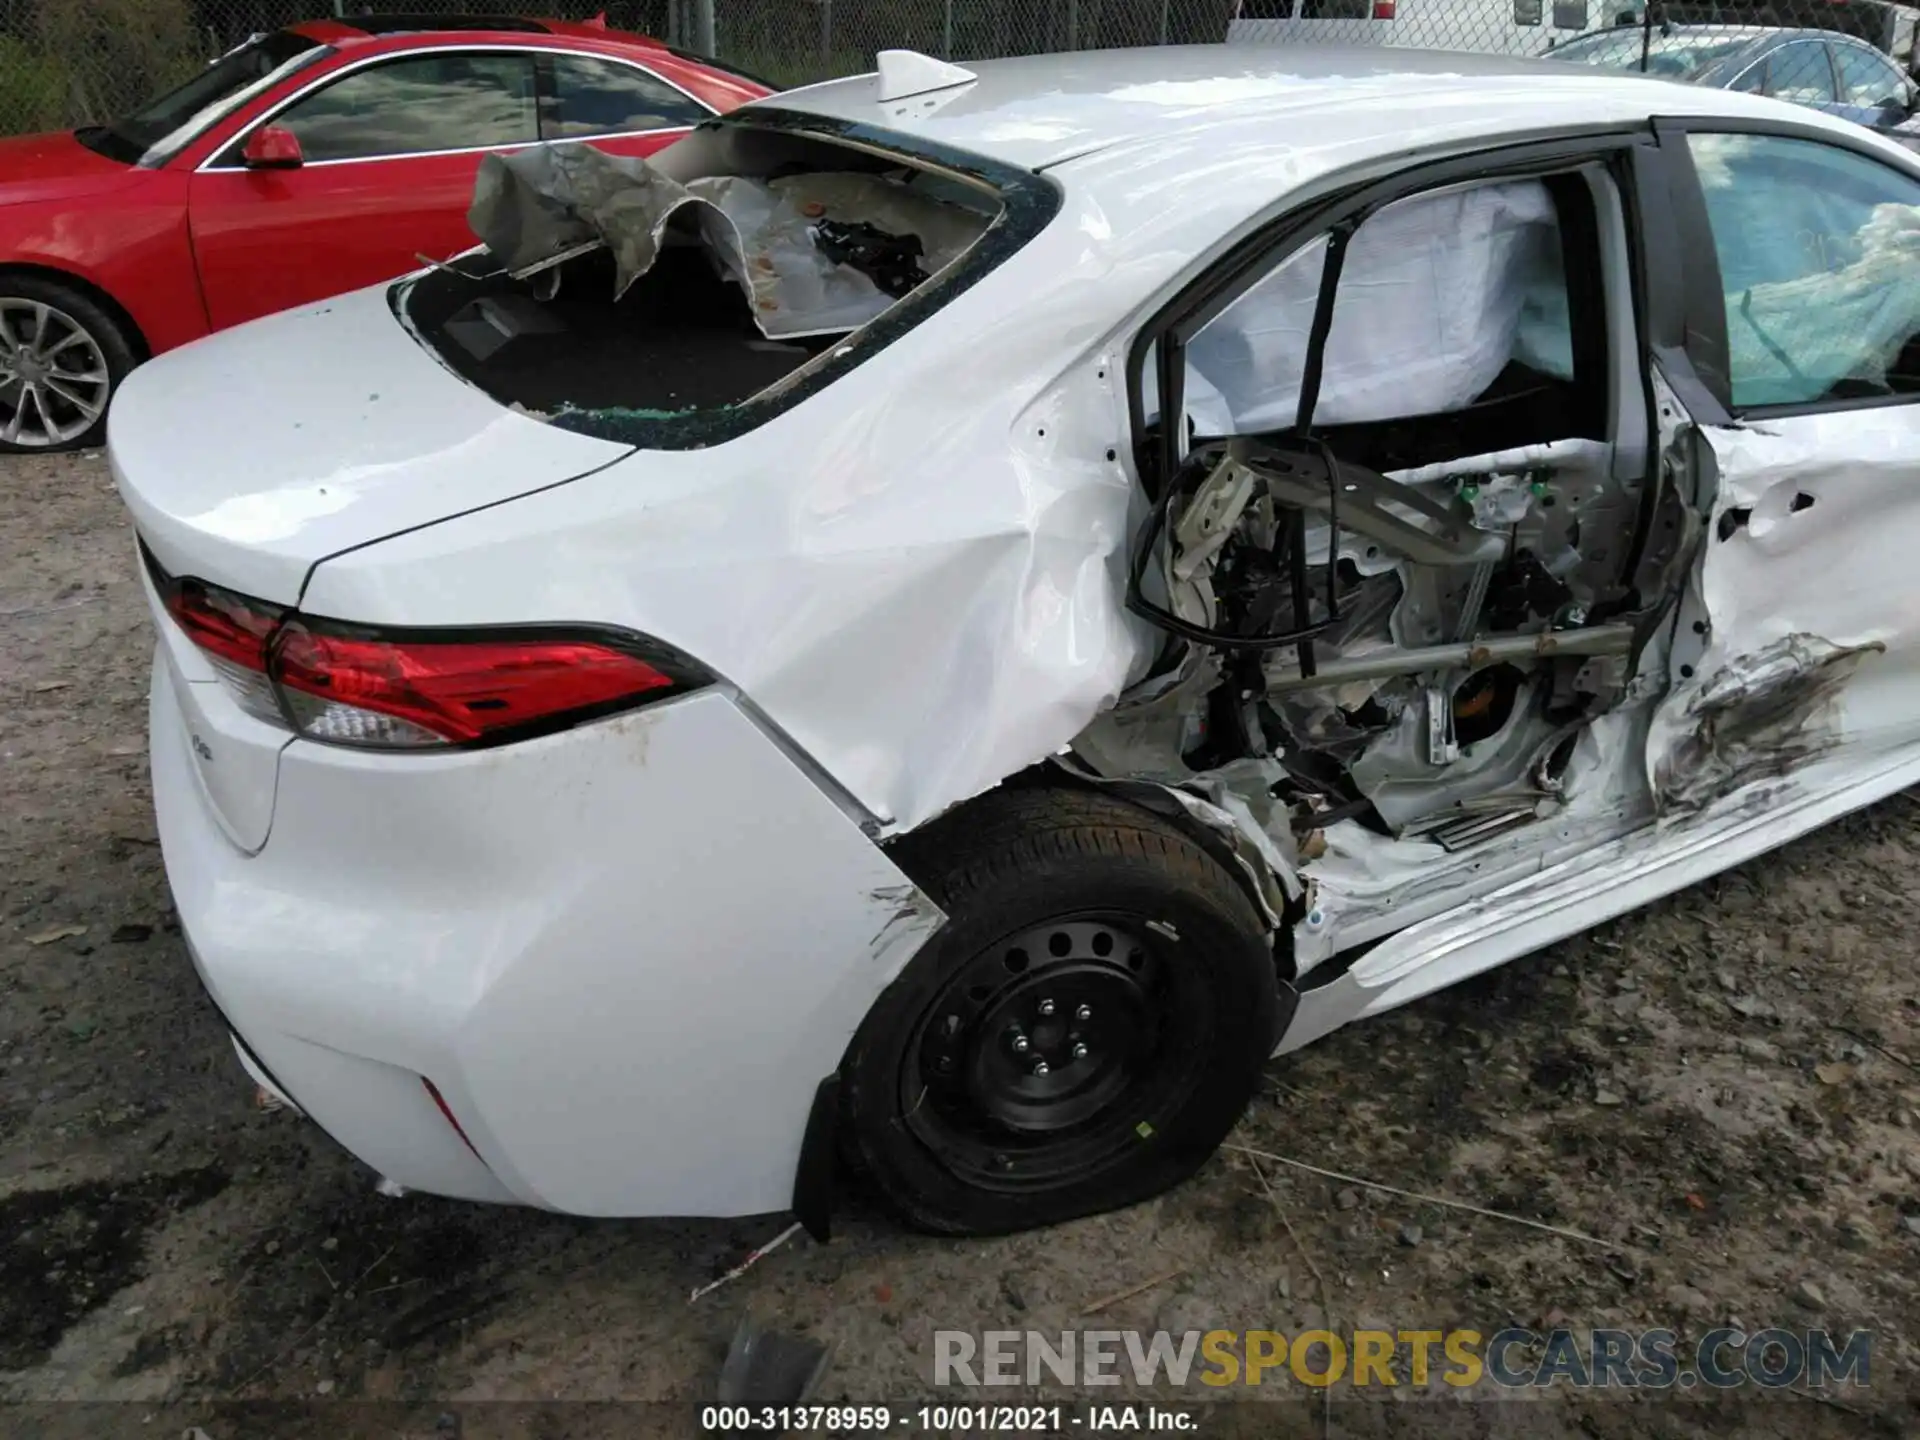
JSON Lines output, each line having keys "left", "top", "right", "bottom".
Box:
{"left": 751, "top": 43, "right": 1868, "bottom": 170}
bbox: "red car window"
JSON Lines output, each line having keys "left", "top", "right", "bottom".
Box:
{"left": 272, "top": 51, "right": 539, "bottom": 163}
{"left": 539, "top": 54, "right": 710, "bottom": 140}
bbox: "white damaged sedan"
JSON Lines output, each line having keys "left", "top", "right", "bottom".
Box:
{"left": 112, "top": 45, "right": 1920, "bottom": 1235}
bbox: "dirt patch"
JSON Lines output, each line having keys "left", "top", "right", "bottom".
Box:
{"left": 1, "top": 448, "right": 1918, "bottom": 1432}
{"left": 0, "top": 1166, "right": 227, "bottom": 1369}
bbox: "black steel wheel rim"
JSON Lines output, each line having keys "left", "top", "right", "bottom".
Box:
{"left": 900, "top": 912, "right": 1215, "bottom": 1191}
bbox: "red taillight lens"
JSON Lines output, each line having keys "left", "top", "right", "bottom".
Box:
{"left": 160, "top": 576, "right": 287, "bottom": 725}
{"left": 422, "top": 1077, "right": 484, "bottom": 1159}
{"left": 1372, "top": 1, "right": 1396, "bottom": 16}
{"left": 272, "top": 624, "right": 683, "bottom": 747}
{"left": 163, "top": 578, "right": 281, "bottom": 672}
{"left": 145, "top": 547, "right": 706, "bottom": 750}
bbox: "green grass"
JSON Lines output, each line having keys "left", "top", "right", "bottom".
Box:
{"left": 0, "top": 38, "right": 73, "bottom": 135}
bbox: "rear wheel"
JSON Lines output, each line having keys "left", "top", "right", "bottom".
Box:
{"left": 0, "top": 276, "right": 136, "bottom": 453}
{"left": 840, "top": 788, "right": 1280, "bottom": 1235}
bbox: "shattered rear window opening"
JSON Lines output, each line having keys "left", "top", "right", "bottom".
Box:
{"left": 397, "top": 110, "right": 1058, "bottom": 448}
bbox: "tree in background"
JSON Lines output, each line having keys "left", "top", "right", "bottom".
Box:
{"left": 0, "top": 35, "right": 69, "bottom": 132}
{"left": 28, "top": 0, "right": 202, "bottom": 127}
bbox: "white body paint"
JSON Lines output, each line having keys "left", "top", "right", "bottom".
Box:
{"left": 111, "top": 47, "right": 1920, "bottom": 1216}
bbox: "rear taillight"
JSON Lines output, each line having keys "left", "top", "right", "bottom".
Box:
{"left": 147, "top": 551, "right": 707, "bottom": 750}
{"left": 1372, "top": 0, "right": 1396, "bottom": 15}
{"left": 422, "top": 1077, "right": 484, "bottom": 1159}
{"left": 162, "top": 577, "right": 286, "bottom": 727}
{"left": 272, "top": 623, "right": 682, "bottom": 748}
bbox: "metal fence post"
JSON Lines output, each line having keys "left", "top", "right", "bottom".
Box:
{"left": 1068, "top": 0, "right": 1079, "bottom": 49}
{"left": 943, "top": 0, "right": 955, "bottom": 58}
{"left": 821, "top": 0, "right": 833, "bottom": 64}
{"left": 1159, "top": 0, "right": 1171, "bottom": 44}
{"left": 693, "top": 0, "right": 716, "bottom": 54}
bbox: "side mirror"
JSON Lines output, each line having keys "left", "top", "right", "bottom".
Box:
{"left": 241, "top": 125, "right": 303, "bottom": 170}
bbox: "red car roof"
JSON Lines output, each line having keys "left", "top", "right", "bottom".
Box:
{"left": 287, "top": 15, "right": 659, "bottom": 47}
{"left": 279, "top": 15, "right": 774, "bottom": 92}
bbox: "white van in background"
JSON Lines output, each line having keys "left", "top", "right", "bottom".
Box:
{"left": 1226, "top": 0, "right": 1650, "bottom": 56}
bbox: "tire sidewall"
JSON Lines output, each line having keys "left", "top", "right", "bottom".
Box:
{"left": 842, "top": 834, "right": 1277, "bottom": 1235}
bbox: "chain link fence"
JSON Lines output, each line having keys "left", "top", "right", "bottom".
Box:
{"left": 1, "top": 0, "right": 1915, "bottom": 138}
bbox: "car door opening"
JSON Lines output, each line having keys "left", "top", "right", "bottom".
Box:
{"left": 1077, "top": 160, "right": 1677, "bottom": 886}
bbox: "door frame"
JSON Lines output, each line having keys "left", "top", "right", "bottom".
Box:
{"left": 1122, "top": 126, "right": 1659, "bottom": 497}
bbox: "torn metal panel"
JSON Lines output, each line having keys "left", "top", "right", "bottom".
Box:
{"left": 467, "top": 146, "right": 992, "bottom": 340}
{"left": 1292, "top": 702, "right": 1657, "bottom": 976}
{"left": 1655, "top": 634, "right": 1883, "bottom": 811}
{"left": 1350, "top": 672, "right": 1586, "bottom": 831}
{"left": 469, "top": 145, "right": 693, "bottom": 294}
{"left": 688, "top": 172, "right": 989, "bottom": 338}
{"left": 1069, "top": 646, "right": 1221, "bottom": 784}
{"left": 1052, "top": 760, "right": 1300, "bottom": 926}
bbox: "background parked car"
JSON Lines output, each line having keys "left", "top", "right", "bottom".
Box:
{"left": 1546, "top": 23, "right": 1920, "bottom": 141}
{"left": 1228, "top": 0, "right": 1639, "bottom": 56}
{"left": 0, "top": 14, "right": 770, "bottom": 453}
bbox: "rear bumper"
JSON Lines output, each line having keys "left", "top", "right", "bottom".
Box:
{"left": 150, "top": 658, "right": 945, "bottom": 1217}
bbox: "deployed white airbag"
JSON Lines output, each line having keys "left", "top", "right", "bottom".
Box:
{"left": 1177, "top": 181, "right": 1572, "bottom": 434}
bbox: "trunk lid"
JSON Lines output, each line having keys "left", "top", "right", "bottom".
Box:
{"left": 109, "top": 281, "right": 633, "bottom": 606}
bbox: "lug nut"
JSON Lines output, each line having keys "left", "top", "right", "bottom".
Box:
{"left": 1037, "top": 998, "right": 1055, "bottom": 1016}
{"left": 1072, "top": 1042, "right": 1088, "bottom": 1060}
{"left": 1075, "top": 1004, "right": 1092, "bottom": 1021}
{"left": 1032, "top": 1060, "right": 1050, "bottom": 1076}
{"left": 1011, "top": 1034, "right": 1030, "bottom": 1053}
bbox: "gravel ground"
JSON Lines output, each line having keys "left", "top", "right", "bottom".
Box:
{"left": 3, "top": 447, "right": 1919, "bottom": 1438}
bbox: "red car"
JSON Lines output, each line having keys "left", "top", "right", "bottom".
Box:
{"left": 0, "top": 14, "right": 770, "bottom": 452}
